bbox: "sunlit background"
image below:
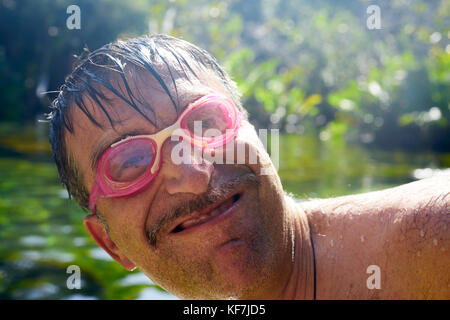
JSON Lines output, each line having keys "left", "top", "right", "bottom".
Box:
{"left": 0, "top": 0, "right": 449, "bottom": 299}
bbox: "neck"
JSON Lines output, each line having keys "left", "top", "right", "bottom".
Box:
{"left": 276, "top": 197, "right": 316, "bottom": 300}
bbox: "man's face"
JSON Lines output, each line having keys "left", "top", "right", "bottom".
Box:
{"left": 66, "top": 66, "right": 291, "bottom": 299}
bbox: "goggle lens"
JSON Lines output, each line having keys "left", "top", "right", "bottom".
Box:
{"left": 183, "top": 101, "right": 233, "bottom": 138}
{"left": 106, "top": 139, "right": 154, "bottom": 183}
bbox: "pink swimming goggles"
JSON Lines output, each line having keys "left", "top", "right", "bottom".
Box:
{"left": 88, "top": 93, "right": 243, "bottom": 213}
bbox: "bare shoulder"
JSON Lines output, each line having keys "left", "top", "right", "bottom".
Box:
{"left": 302, "top": 174, "right": 450, "bottom": 299}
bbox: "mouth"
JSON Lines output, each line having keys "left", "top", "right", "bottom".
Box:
{"left": 170, "top": 193, "right": 242, "bottom": 234}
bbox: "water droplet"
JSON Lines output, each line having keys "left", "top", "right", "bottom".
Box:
{"left": 330, "top": 240, "right": 334, "bottom": 247}
{"left": 441, "top": 247, "right": 446, "bottom": 252}
{"left": 433, "top": 239, "right": 438, "bottom": 246}
{"left": 400, "top": 235, "right": 405, "bottom": 241}
{"left": 420, "top": 230, "right": 424, "bottom": 237}
{"left": 339, "top": 234, "right": 343, "bottom": 240}
{"left": 320, "top": 208, "right": 325, "bottom": 214}
{"left": 417, "top": 251, "right": 421, "bottom": 257}
{"left": 360, "top": 235, "right": 365, "bottom": 243}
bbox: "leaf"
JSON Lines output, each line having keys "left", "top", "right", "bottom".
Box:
{"left": 298, "top": 94, "right": 322, "bottom": 116}
{"left": 255, "top": 87, "right": 275, "bottom": 112}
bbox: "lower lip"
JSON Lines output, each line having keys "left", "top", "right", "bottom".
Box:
{"left": 171, "top": 194, "right": 242, "bottom": 236}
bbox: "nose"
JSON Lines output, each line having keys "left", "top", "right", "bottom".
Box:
{"left": 159, "top": 139, "right": 214, "bottom": 195}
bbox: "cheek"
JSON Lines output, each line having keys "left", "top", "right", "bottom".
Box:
{"left": 235, "top": 123, "right": 277, "bottom": 176}
{"left": 236, "top": 125, "right": 283, "bottom": 195}
{"left": 101, "top": 195, "right": 153, "bottom": 251}
{"left": 201, "top": 123, "right": 273, "bottom": 178}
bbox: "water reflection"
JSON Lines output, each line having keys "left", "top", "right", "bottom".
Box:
{"left": 411, "top": 167, "right": 450, "bottom": 180}
{"left": 89, "top": 248, "right": 113, "bottom": 261}
{"left": 20, "top": 235, "right": 47, "bottom": 247}
{"left": 0, "top": 124, "right": 449, "bottom": 299}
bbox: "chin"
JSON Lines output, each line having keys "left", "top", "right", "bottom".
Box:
{"left": 205, "top": 236, "right": 272, "bottom": 299}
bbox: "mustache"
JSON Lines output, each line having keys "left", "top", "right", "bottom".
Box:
{"left": 147, "top": 172, "right": 259, "bottom": 248}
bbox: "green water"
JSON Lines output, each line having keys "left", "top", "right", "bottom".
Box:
{"left": 1, "top": 123, "right": 449, "bottom": 299}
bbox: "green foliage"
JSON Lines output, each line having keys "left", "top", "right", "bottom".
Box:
{"left": 0, "top": 0, "right": 149, "bottom": 121}
{"left": 151, "top": 0, "right": 449, "bottom": 150}
{"left": 0, "top": 0, "right": 448, "bottom": 151}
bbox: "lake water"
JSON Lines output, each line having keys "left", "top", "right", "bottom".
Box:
{"left": 1, "top": 122, "right": 449, "bottom": 299}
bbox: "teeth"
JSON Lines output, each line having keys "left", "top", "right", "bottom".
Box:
{"left": 178, "top": 196, "right": 236, "bottom": 230}
{"left": 180, "top": 213, "right": 213, "bottom": 229}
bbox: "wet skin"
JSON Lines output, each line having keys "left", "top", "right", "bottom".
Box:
{"left": 303, "top": 173, "right": 450, "bottom": 299}
{"left": 66, "top": 68, "right": 314, "bottom": 299}
{"left": 65, "top": 67, "right": 449, "bottom": 299}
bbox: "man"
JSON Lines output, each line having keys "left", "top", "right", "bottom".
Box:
{"left": 49, "top": 34, "right": 449, "bottom": 299}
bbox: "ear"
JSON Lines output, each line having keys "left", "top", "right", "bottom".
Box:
{"left": 83, "top": 214, "right": 136, "bottom": 271}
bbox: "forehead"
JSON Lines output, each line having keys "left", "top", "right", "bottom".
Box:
{"left": 65, "top": 64, "right": 229, "bottom": 187}
{"left": 74, "top": 65, "right": 226, "bottom": 126}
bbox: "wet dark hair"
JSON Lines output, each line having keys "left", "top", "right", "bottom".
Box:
{"left": 48, "top": 34, "right": 244, "bottom": 212}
